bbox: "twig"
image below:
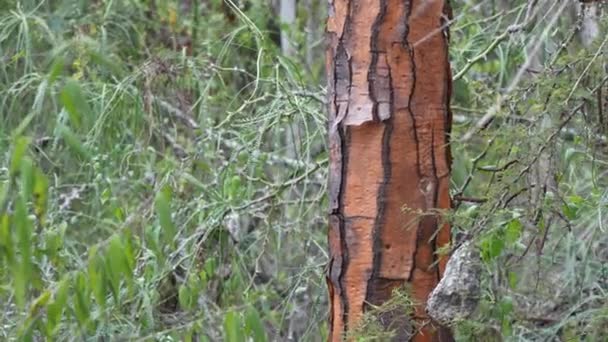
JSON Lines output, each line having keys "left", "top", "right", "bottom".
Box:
{"left": 453, "top": 24, "right": 523, "bottom": 81}
{"left": 234, "top": 161, "right": 323, "bottom": 211}
{"left": 460, "top": 0, "right": 572, "bottom": 142}
{"left": 453, "top": 195, "right": 488, "bottom": 203}
{"left": 453, "top": 0, "right": 541, "bottom": 81}
{"left": 476, "top": 159, "right": 519, "bottom": 172}
{"left": 564, "top": 33, "right": 608, "bottom": 104}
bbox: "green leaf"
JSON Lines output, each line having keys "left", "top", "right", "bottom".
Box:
{"left": 20, "top": 157, "right": 34, "bottom": 201}
{"left": 14, "top": 197, "right": 33, "bottom": 309}
{"left": 204, "top": 258, "right": 216, "bottom": 277}
{"left": 480, "top": 232, "right": 504, "bottom": 262}
{"left": 106, "top": 234, "right": 129, "bottom": 303}
{"left": 145, "top": 225, "right": 162, "bottom": 263}
{"left": 562, "top": 203, "right": 578, "bottom": 220}
{"left": 73, "top": 272, "right": 91, "bottom": 329}
{"left": 44, "top": 230, "right": 63, "bottom": 265}
{"left": 562, "top": 195, "right": 584, "bottom": 221}
{"left": 114, "top": 207, "right": 125, "bottom": 221}
{"left": 0, "top": 184, "right": 8, "bottom": 217}
{"left": 499, "top": 296, "right": 514, "bottom": 336}
{"left": 155, "top": 187, "right": 176, "bottom": 246}
{"left": 0, "top": 214, "right": 14, "bottom": 265}
{"left": 18, "top": 315, "right": 37, "bottom": 342}
{"left": 245, "top": 307, "right": 267, "bottom": 342}
{"left": 10, "top": 136, "right": 30, "bottom": 176}
{"left": 87, "top": 50, "right": 124, "bottom": 76}
{"left": 504, "top": 219, "right": 522, "bottom": 245}
{"left": 228, "top": 175, "right": 242, "bottom": 200}
{"left": 60, "top": 79, "right": 92, "bottom": 130}
{"left": 28, "top": 290, "right": 52, "bottom": 317}
{"left": 33, "top": 168, "right": 49, "bottom": 222}
{"left": 182, "top": 172, "right": 206, "bottom": 190}
{"left": 499, "top": 296, "right": 513, "bottom": 317}
{"left": 568, "top": 195, "right": 584, "bottom": 206}
{"left": 46, "top": 276, "right": 70, "bottom": 337}
{"left": 57, "top": 125, "right": 91, "bottom": 160}
{"left": 48, "top": 56, "right": 65, "bottom": 84}
{"left": 508, "top": 271, "right": 518, "bottom": 289}
{"left": 178, "top": 285, "right": 192, "bottom": 310}
{"left": 224, "top": 310, "right": 244, "bottom": 342}
{"left": 122, "top": 231, "right": 136, "bottom": 277}
{"left": 88, "top": 246, "right": 107, "bottom": 308}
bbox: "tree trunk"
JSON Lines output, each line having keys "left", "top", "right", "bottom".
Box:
{"left": 280, "top": 0, "right": 297, "bottom": 56}
{"left": 326, "top": 0, "right": 453, "bottom": 340}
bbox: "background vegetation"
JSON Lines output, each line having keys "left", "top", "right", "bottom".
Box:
{"left": 0, "top": 0, "right": 606, "bottom": 340}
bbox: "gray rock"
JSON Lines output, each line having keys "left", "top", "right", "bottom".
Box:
{"left": 427, "top": 242, "right": 482, "bottom": 325}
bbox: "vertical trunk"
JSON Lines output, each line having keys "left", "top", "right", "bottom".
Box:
{"left": 326, "top": 0, "right": 453, "bottom": 341}
{"left": 577, "top": 1, "right": 600, "bottom": 49}
{"left": 280, "top": 0, "right": 297, "bottom": 56}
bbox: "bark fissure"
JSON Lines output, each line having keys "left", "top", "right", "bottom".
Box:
{"left": 339, "top": 130, "right": 351, "bottom": 332}
{"left": 364, "top": 0, "right": 390, "bottom": 312}
{"left": 430, "top": 128, "right": 442, "bottom": 283}
{"left": 404, "top": 4, "right": 421, "bottom": 287}
{"left": 367, "top": 0, "right": 387, "bottom": 122}
{"left": 405, "top": 2, "right": 421, "bottom": 180}
{"left": 327, "top": 0, "right": 354, "bottom": 332}
{"left": 327, "top": 0, "right": 453, "bottom": 340}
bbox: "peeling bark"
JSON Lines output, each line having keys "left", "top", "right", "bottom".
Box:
{"left": 326, "top": 0, "right": 453, "bottom": 340}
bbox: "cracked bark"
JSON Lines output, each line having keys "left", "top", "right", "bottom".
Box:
{"left": 326, "top": 0, "right": 453, "bottom": 341}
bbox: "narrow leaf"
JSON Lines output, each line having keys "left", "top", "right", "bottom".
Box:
{"left": 224, "top": 310, "right": 244, "bottom": 342}
{"left": 155, "top": 187, "right": 176, "bottom": 246}
{"left": 59, "top": 79, "right": 92, "bottom": 130}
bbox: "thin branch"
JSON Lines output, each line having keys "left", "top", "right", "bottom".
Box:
{"left": 460, "top": 0, "right": 572, "bottom": 142}
{"left": 453, "top": 24, "right": 523, "bottom": 81}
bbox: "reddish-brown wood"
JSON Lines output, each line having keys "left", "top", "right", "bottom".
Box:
{"left": 326, "top": 0, "right": 453, "bottom": 340}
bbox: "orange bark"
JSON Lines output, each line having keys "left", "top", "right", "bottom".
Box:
{"left": 326, "top": 0, "right": 453, "bottom": 340}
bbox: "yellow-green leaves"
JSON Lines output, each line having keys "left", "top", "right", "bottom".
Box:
{"left": 1, "top": 135, "right": 50, "bottom": 327}
{"left": 60, "top": 79, "right": 92, "bottom": 131}
{"left": 155, "top": 186, "right": 176, "bottom": 246}
{"left": 223, "top": 172, "right": 243, "bottom": 204}
{"left": 562, "top": 195, "right": 585, "bottom": 221}
{"left": 88, "top": 245, "right": 107, "bottom": 308}
{"left": 223, "top": 308, "right": 268, "bottom": 342}
{"left": 106, "top": 234, "right": 134, "bottom": 302}
{"left": 19, "top": 157, "right": 34, "bottom": 201}
{"left": 28, "top": 290, "right": 52, "bottom": 317}
{"left": 224, "top": 310, "right": 245, "bottom": 342}
{"left": 57, "top": 79, "right": 93, "bottom": 160}
{"left": 47, "top": 56, "right": 65, "bottom": 84}
{"left": 504, "top": 219, "right": 522, "bottom": 245}
{"left": 10, "top": 136, "right": 30, "bottom": 176}
{"left": 33, "top": 168, "right": 49, "bottom": 223}
{"left": 73, "top": 271, "right": 92, "bottom": 331}
{"left": 0, "top": 214, "right": 13, "bottom": 265}
{"left": 480, "top": 218, "right": 522, "bottom": 263}
{"left": 45, "top": 277, "right": 69, "bottom": 338}
{"left": 14, "top": 196, "right": 33, "bottom": 309}
{"left": 244, "top": 307, "right": 267, "bottom": 342}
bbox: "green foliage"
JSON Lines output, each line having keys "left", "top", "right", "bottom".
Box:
{"left": 0, "top": 0, "right": 606, "bottom": 341}
{"left": 449, "top": 1, "right": 608, "bottom": 340}
{"left": 0, "top": 0, "right": 327, "bottom": 340}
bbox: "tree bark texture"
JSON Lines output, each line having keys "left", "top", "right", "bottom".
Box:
{"left": 326, "top": 0, "right": 453, "bottom": 340}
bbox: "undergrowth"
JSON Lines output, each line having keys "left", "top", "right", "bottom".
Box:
{"left": 0, "top": 0, "right": 606, "bottom": 341}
